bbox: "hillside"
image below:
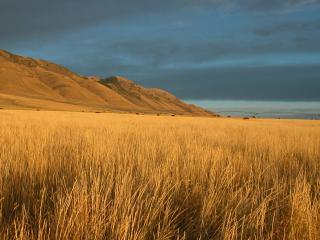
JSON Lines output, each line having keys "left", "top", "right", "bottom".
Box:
{"left": 0, "top": 50, "right": 215, "bottom": 116}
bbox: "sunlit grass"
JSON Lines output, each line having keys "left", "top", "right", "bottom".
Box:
{"left": 0, "top": 110, "right": 319, "bottom": 239}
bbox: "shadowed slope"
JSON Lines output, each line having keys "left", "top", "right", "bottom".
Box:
{"left": 0, "top": 50, "right": 215, "bottom": 115}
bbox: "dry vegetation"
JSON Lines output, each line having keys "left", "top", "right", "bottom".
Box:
{"left": 0, "top": 110, "right": 320, "bottom": 240}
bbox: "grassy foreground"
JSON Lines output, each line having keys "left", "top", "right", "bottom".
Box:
{"left": 0, "top": 110, "right": 320, "bottom": 240}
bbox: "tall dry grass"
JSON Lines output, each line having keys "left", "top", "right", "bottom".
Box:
{"left": 0, "top": 110, "right": 320, "bottom": 240}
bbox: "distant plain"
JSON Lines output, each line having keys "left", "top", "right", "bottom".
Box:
{"left": 187, "top": 100, "right": 320, "bottom": 119}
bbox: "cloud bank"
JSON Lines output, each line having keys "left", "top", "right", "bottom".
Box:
{"left": 1, "top": 0, "right": 320, "bottom": 101}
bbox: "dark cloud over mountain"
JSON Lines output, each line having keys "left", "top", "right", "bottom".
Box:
{"left": 1, "top": 0, "right": 320, "bottom": 101}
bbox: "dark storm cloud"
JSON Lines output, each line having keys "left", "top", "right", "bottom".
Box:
{"left": 141, "top": 65, "right": 320, "bottom": 101}
{"left": 240, "top": 0, "right": 320, "bottom": 10}
{"left": 254, "top": 21, "right": 320, "bottom": 36}
{"left": 1, "top": 0, "right": 319, "bottom": 44}
{"left": 108, "top": 37, "right": 320, "bottom": 67}
{"left": 1, "top": 0, "right": 320, "bottom": 102}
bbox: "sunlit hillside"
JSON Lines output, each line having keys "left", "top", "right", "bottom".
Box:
{"left": 0, "top": 110, "right": 320, "bottom": 240}
{"left": 0, "top": 50, "right": 213, "bottom": 116}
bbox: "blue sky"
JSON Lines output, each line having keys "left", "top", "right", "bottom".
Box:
{"left": 1, "top": 0, "right": 320, "bottom": 101}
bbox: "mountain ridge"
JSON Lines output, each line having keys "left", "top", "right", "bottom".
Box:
{"left": 0, "top": 50, "right": 216, "bottom": 116}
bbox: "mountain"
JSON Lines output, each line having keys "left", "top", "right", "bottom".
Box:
{"left": 0, "top": 50, "right": 215, "bottom": 116}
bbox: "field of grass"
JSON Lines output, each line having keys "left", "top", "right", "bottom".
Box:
{"left": 0, "top": 110, "right": 320, "bottom": 240}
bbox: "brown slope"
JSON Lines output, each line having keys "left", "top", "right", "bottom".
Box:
{"left": 0, "top": 50, "right": 141, "bottom": 109}
{"left": 0, "top": 50, "right": 216, "bottom": 116}
{"left": 0, "top": 50, "right": 119, "bottom": 105}
{"left": 101, "top": 76, "right": 215, "bottom": 116}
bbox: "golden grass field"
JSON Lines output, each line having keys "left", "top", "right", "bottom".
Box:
{"left": 0, "top": 110, "right": 320, "bottom": 240}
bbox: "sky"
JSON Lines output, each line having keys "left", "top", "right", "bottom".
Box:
{"left": 1, "top": 0, "right": 320, "bottom": 101}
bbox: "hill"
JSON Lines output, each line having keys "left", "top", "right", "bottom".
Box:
{"left": 0, "top": 50, "right": 215, "bottom": 116}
